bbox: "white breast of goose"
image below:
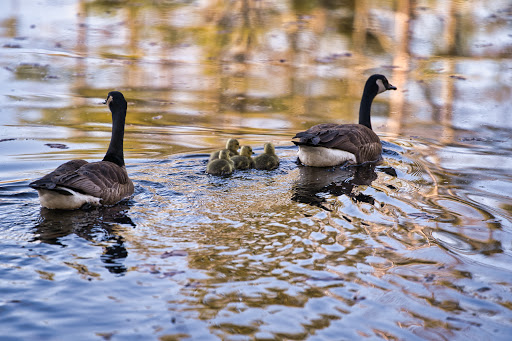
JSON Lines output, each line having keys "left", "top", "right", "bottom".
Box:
{"left": 297, "top": 146, "right": 356, "bottom": 167}
{"left": 37, "top": 187, "right": 101, "bottom": 210}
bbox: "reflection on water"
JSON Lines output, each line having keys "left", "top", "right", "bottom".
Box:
{"left": 1, "top": 0, "right": 512, "bottom": 340}
{"left": 34, "top": 204, "right": 135, "bottom": 275}
{"left": 292, "top": 163, "right": 379, "bottom": 210}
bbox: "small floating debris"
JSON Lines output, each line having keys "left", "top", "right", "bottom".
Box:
{"left": 161, "top": 250, "right": 188, "bottom": 258}
{"left": 3, "top": 44, "right": 21, "bottom": 48}
{"left": 315, "top": 52, "right": 352, "bottom": 64}
{"left": 474, "top": 43, "right": 493, "bottom": 48}
{"left": 381, "top": 65, "right": 400, "bottom": 69}
{"left": 409, "top": 212, "right": 437, "bottom": 219}
{"left": 449, "top": 75, "right": 467, "bottom": 80}
{"left": 162, "top": 271, "right": 185, "bottom": 278}
{"left": 45, "top": 143, "right": 68, "bottom": 149}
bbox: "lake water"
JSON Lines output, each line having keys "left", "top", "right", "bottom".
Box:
{"left": 1, "top": 0, "right": 511, "bottom": 340}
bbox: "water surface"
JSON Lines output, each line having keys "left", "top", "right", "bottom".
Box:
{"left": 1, "top": 0, "right": 511, "bottom": 340}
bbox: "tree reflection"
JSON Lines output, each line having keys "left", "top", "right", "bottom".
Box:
{"left": 32, "top": 203, "right": 135, "bottom": 275}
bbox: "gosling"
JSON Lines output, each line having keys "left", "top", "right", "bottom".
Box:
{"left": 254, "top": 143, "right": 279, "bottom": 170}
{"left": 209, "top": 138, "right": 240, "bottom": 161}
{"left": 231, "top": 146, "right": 255, "bottom": 170}
{"left": 206, "top": 150, "right": 234, "bottom": 175}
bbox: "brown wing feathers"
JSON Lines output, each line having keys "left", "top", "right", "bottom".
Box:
{"left": 29, "top": 160, "right": 88, "bottom": 191}
{"left": 30, "top": 160, "right": 133, "bottom": 205}
{"left": 293, "top": 124, "right": 382, "bottom": 163}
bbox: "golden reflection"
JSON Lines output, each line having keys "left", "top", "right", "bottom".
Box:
{"left": 4, "top": 0, "right": 508, "bottom": 157}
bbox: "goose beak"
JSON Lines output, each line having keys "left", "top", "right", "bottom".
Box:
{"left": 387, "top": 84, "right": 397, "bottom": 90}
{"left": 103, "top": 95, "right": 113, "bottom": 106}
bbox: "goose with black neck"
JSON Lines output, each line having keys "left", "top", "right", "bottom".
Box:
{"left": 29, "top": 91, "right": 134, "bottom": 210}
{"left": 292, "top": 74, "right": 396, "bottom": 167}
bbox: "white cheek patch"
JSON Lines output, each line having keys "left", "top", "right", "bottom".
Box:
{"left": 376, "top": 79, "right": 387, "bottom": 93}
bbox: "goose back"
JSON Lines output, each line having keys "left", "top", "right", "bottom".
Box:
{"left": 30, "top": 160, "right": 134, "bottom": 209}
{"left": 293, "top": 123, "right": 382, "bottom": 165}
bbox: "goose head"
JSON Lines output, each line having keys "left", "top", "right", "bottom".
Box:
{"left": 367, "top": 74, "right": 397, "bottom": 95}
{"left": 104, "top": 91, "right": 128, "bottom": 116}
{"left": 263, "top": 143, "right": 276, "bottom": 155}
{"left": 226, "top": 138, "right": 240, "bottom": 153}
{"left": 240, "top": 146, "right": 253, "bottom": 157}
{"left": 219, "top": 150, "right": 231, "bottom": 160}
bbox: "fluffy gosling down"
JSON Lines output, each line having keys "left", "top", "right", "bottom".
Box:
{"left": 231, "top": 146, "right": 255, "bottom": 170}
{"left": 254, "top": 143, "right": 279, "bottom": 170}
{"left": 209, "top": 138, "right": 240, "bottom": 161}
{"left": 206, "top": 150, "right": 234, "bottom": 175}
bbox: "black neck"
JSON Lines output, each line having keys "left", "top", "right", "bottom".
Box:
{"left": 103, "top": 107, "right": 126, "bottom": 167}
{"left": 358, "top": 85, "right": 378, "bottom": 130}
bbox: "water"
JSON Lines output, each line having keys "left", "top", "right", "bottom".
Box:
{"left": 1, "top": 0, "right": 512, "bottom": 340}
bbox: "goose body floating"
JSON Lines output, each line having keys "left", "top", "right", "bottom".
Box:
{"left": 29, "top": 91, "right": 134, "bottom": 210}
{"left": 231, "top": 146, "right": 255, "bottom": 170}
{"left": 206, "top": 150, "right": 234, "bottom": 175}
{"left": 254, "top": 143, "right": 279, "bottom": 170}
{"left": 292, "top": 74, "right": 396, "bottom": 167}
{"left": 209, "top": 138, "right": 240, "bottom": 161}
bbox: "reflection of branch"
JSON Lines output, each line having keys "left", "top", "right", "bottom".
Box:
{"left": 417, "top": 79, "right": 441, "bottom": 120}
{"left": 353, "top": 1, "right": 400, "bottom": 55}
{"left": 217, "top": 0, "right": 260, "bottom": 63}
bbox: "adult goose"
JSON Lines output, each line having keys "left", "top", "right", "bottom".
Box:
{"left": 29, "top": 91, "right": 134, "bottom": 210}
{"left": 292, "top": 74, "right": 396, "bottom": 167}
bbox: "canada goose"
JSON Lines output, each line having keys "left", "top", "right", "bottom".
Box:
{"left": 292, "top": 74, "right": 396, "bottom": 167}
{"left": 209, "top": 138, "right": 240, "bottom": 161}
{"left": 206, "top": 150, "right": 234, "bottom": 175}
{"left": 254, "top": 143, "right": 279, "bottom": 170}
{"left": 29, "top": 91, "right": 134, "bottom": 210}
{"left": 231, "top": 146, "right": 255, "bottom": 170}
